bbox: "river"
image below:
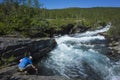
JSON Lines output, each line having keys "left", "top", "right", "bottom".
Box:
{"left": 38, "top": 25, "right": 120, "bottom": 80}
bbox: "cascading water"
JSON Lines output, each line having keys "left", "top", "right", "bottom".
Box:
{"left": 38, "top": 25, "right": 120, "bottom": 80}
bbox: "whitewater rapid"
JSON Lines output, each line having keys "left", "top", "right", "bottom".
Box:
{"left": 39, "top": 25, "right": 120, "bottom": 80}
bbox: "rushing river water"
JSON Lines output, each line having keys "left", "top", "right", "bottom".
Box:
{"left": 38, "top": 25, "right": 120, "bottom": 80}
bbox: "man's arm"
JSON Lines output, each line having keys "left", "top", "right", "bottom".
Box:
{"left": 31, "top": 65, "right": 38, "bottom": 71}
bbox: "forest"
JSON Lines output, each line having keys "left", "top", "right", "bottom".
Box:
{"left": 0, "top": 0, "right": 120, "bottom": 38}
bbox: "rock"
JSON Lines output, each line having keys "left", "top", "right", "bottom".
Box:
{"left": 0, "top": 65, "right": 81, "bottom": 80}
{"left": 54, "top": 24, "right": 74, "bottom": 35}
{"left": 98, "top": 31, "right": 120, "bottom": 61}
{"left": 11, "top": 75, "right": 73, "bottom": 80}
{"left": 71, "top": 26, "right": 90, "bottom": 34}
{"left": 52, "top": 24, "right": 90, "bottom": 36}
{"left": 106, "top": 36, "right": 120, "bottom": 61}
{"left": 0, "top": 37, "right": 57, "bottom": 64}
{"left": 98, "top": 32, "right": 108, "bottom": 38}
{"left": 65, "top": 24, "right": 89, "bottom": 34}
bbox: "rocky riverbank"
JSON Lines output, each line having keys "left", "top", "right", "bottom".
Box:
{"left": 107, "top": 37, "right": 120, "bottom": 61}
{"left": 99, "top": 32, "right": 120, "bottom": 61}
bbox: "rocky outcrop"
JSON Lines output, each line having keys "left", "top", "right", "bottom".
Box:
{"left": 53, "top": 24, "right": 74, "bottom": 36}
{"left": 0, "top": 37, "right": 57, "bottom": 65}
{"left": 56, "top": 24, "right": 89, "bottom": 35}
{"left": 38, "top": 24, "right": 90, "bottom": 37}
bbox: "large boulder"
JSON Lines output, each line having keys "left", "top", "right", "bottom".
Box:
{"left": 0, "top": 37, "right": 57, "bottom": 64}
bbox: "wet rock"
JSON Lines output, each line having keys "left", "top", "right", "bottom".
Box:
{"left": 97, "top": 30, "right": 120, "bottom": 62}
{"left": 106, "top": 37, "right": 120, "bottom": 61}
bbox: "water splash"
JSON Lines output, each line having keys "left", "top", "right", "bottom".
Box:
{"left": 39, "top": 25, "right": 120, "bottom": 80}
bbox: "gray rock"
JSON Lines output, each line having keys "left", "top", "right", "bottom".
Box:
{"left": 0, "top": 65, "right": 80, "bottom": 80}
{"left": 0, "top": 37, "right": 57, "bottom": 64}
{"left": 107, "top": 37, "right": 120, "bottom": 61}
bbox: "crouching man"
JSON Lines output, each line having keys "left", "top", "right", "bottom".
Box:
{"left": 18, "top": 56, "right": 38, "bottom": 74}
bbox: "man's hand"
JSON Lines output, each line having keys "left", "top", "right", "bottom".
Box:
{"left": 35, "top": 68, "right": 38, "bottom": 71}
{"left": 32, "top": 65, "right": 38, "bottom": 74}
{"left": 35, "top": 68, "right": 38, "bottom": 74}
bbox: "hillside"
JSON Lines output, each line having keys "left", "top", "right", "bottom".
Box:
{"left": 0, "top": 2, "right": 120, "bottom": 38}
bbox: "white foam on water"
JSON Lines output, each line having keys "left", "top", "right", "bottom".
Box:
{"left": 75, "top": 25, "right": 111, "bottom": 37}
{"left": 41, "top": 25, "right": 120, "bottom": 80}
{"left": 56, "top": 34, "right": 105, "bottom": 44}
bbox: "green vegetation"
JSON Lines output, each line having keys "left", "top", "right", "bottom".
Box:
{"left": 1, "top": 55, "right": 15, "bottom": 64}
{"left": 0, "top": 55, "right": 15, "bottom": 68}
{"left": 107, "top": 18, "right": 120, "bottom": 38}
{"left": 0, "top": 0, "right": 120, "bottom": 38}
